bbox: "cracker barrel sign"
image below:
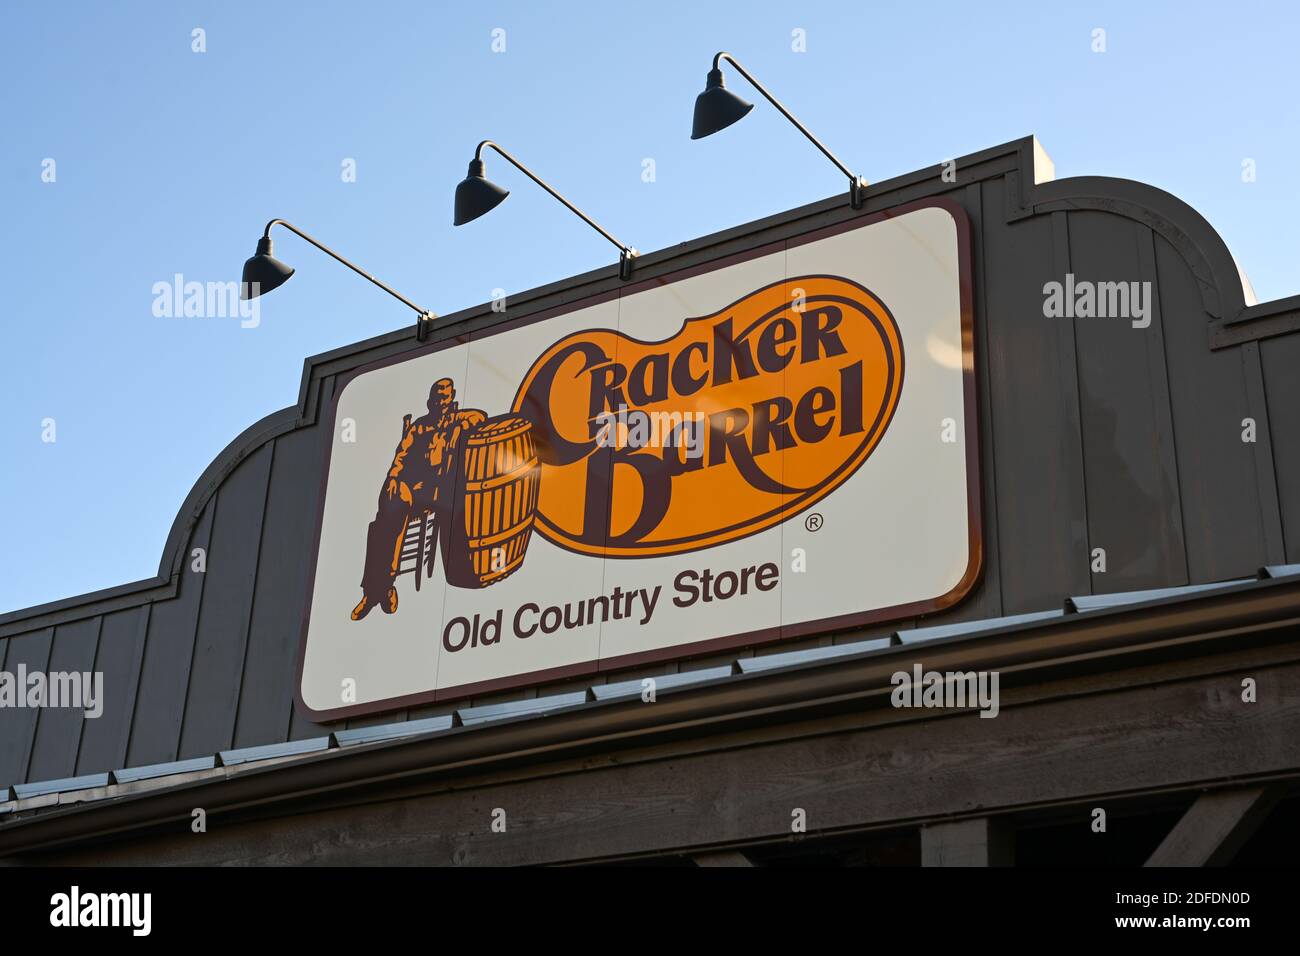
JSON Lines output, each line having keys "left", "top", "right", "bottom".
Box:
{"left": 298, "top": 200, "right": 980, "bottom": 718}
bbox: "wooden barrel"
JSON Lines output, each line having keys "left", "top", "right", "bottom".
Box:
{"left": 442, "top": 415, "right": 540, "bottom": 588}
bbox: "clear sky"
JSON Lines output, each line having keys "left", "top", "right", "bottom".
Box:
{"left": 1, "top": 0, "right": 1295, "bottom": 614}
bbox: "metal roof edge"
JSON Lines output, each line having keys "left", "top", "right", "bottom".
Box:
{"left": 218, "top": 736, "right": 332, "bottom": 767}
{"left": 13, "top": 773, "right": 111, "bottom": 801}
{"left": 5, "top": 569, "right": 1298, "bottom": 857}
{"left": 332, "top": 715, "right": 458, "bottom": 748}
{"left": 7, "top": 567, "right": 1300, "bottom": 827}
{"left": 110, "top": 756, "right": 218, "bottom": 785}
{"left": 1066, "top": 579, "right": 1259, "bottom": 613}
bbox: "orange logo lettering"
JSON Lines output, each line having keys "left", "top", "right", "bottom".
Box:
{"left": 512, "top": 276, "right": 904, "bottom": 557}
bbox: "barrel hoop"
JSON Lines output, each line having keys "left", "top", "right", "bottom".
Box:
{"left": 467, "top": 517, "right": 534, "bottom": 550}
{"left": 465, "top": 465, "right": 538, "bottom": 493}
{"left": 466, "top": 420, "right": 530, "bottom": 446}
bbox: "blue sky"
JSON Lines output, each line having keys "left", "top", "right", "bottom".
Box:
{"left": 1, "top": 0, "right": 1295, "bottom": 614}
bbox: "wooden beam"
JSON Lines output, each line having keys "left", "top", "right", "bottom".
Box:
{"left": 1146, "top": 785, "right": 1283, "bottom": 867}
{"left": 922, "top": 818, "right": 1013, "bottom": 866}
{"left": 693, "top": 850, "right": 754, "bottom": 867}
{"left": 7, "top": 581, "right": 1300, "bottom": 860}
{"left": 12, "top": 659, "right": 1300, "bottom": 865}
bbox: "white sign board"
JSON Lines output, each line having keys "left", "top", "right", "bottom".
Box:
{"left": 297, "top": 200, "right": 980, "bottom": 718}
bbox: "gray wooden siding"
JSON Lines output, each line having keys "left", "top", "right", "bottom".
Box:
{"left": 1261, "top": 333, "right": 1300, "bottom": 563}
{"left": 0, "top": 138, "right": 1293, "bottom": 786}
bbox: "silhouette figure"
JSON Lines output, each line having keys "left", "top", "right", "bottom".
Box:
{"left": 351, "top": 378, "right": 486, "bottom": 620}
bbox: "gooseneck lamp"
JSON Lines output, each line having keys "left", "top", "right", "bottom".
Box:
{"left": 242, "top": 219, "right": 440, "bottom": 341}
{"left": 454, "top": 140, "right": 639, "bottom": 280}
{"left": 692, "top": 52, "right": 868, "bottom": 209}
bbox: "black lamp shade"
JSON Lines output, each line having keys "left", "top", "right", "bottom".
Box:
{"left": 454, "top": 158, "right": 510, "bottom": 226}
{"left": 691, "top": 68, "right": 754, "bottom": 140}
{"left": 241, "top": 237, "right": 295, "bottom": 300}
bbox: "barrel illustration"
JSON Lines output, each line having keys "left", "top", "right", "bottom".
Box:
{"left": 442, "top": 414, "right": 541, "bottom": 589}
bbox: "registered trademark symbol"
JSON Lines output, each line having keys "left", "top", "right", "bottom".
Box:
{"left": 805, "top": 513, "right": 823, "bottom": 532}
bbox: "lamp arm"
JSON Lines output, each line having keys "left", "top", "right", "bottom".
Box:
{"left": 262, "top": 219, "right": 434, "bottom": 319}
{"left": 471, "top": 142, "right": 636, "bottom": 259}
{"left": 712, "top": 52, "right": 864, "bottom": 191}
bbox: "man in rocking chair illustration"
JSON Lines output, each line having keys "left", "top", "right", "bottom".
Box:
{"left": 350, "top": 377, "right": 486, "bottom": 621}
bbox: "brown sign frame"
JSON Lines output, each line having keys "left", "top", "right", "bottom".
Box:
{"left": 294, "top": 196, "right": 982, "bottom": 720}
